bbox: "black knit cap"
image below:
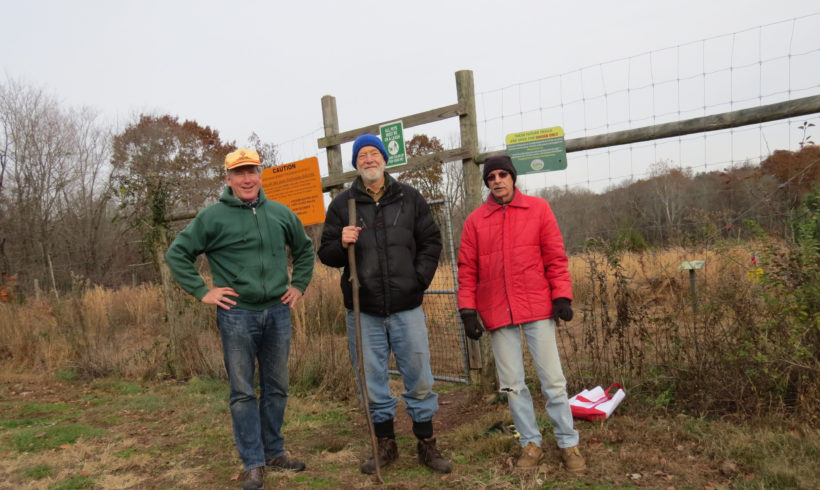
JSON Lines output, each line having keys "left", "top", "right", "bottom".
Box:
{"left": 482, "top": 155, "right": 517, "bottom": 187}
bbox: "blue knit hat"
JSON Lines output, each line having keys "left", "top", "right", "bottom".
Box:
{"left": 351, "top": 134, "right": 388, "bottom": 169}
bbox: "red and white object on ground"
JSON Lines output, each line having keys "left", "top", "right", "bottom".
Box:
{"left": 569, "top": 383, "right": 626, "bottom": 421}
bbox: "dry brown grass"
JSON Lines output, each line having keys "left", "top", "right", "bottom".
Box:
{"left": 1, "top": 242, "right": 816, "bottom": 418}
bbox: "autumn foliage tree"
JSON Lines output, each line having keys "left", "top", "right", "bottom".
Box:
{"left": 111, "top": 115, "right": 235, "bottom": 375}
{"left": 396, "top": 134, "right": 445, "bottom": 200}
{"left": 760, "top": 145, "right": 820, "bottom": 208}
{"left": 112, "top": 115, "right": 235, "bottom": 241}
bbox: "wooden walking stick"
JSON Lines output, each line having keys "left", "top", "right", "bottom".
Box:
{"left": 348, "top": 199, "right": 383, "bottom": 483}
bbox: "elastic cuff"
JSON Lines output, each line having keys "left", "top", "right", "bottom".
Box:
{"left": 412, "top": 420, "right": 433, "bottom": 440}
{"left": 373, "top": 419, "right": 395, "bottom": 439}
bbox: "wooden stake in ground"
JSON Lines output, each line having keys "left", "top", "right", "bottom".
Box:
{"left": 348, "top": 198, "right": 383, "bottom": 483}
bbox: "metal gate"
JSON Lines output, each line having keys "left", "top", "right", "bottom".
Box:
{"left": 388, "top": 199, "right": 471, "bottom": 383}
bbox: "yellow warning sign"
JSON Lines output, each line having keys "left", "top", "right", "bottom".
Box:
{"left": 261, "top": 156, "right": 325, "bottom": 227}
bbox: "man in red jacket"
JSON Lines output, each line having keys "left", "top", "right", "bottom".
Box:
{"left": 457, "top": 155, "right": 585, "bottom": 472}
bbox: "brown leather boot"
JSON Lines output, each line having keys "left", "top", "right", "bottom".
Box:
{"left": 360, "top": 437, "right": 399, "bottom": 474}
{"left": 516, "top": 442, "right": 543, "bottom": 468}
{"left": 561, "top": 445, "right": 586, "bottom": 472}
{"left": 240, "top": 466, "right": 264, "bottom": 490}
{"left": 417, "top": 437, "right": 452, "bottom": 473}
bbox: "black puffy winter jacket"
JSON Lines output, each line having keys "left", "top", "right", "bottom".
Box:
{"left": 318, "top": 174, "right": 442, "bottom": 316}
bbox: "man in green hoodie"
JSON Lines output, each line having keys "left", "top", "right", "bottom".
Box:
{"left": 166, "top": 148, "right": 314, "bottom": 490}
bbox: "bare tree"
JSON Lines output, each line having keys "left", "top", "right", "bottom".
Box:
{"left": 55, "top": 107, "right": 122, "bottom": 284}
{"left": 246, "top": 132, "right": 278, "bottom": 167}
{"left": 0, "top": 79, "right": 77, "bottom": 291}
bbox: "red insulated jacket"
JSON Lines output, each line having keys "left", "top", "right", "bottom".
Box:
{"left": 457, "top": 189, "right": 573, "bottom": 330}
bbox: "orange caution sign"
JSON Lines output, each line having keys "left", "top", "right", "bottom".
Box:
{"left": 261, "top": 156, "right": 325, "bottom": 227}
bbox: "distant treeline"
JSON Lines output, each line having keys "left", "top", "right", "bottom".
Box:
{"left": 543, "top": 146, "right": 820, "bottom": 254}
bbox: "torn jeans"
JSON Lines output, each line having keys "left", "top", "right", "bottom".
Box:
{"left": 490, "top": 319, "right": 579, "bottom": 448}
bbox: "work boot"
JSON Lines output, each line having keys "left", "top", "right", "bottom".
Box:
{"left": 360, "top": 437, "right": 399, "bottom": 474}
{"left": 516, "top": 442, "right": 543, "bottom": 469}
{"left": 240, "top": 466, "right": 264, "bottom": 490}
{"left": 561, "top": 445, "right": 586, "bottom": 472}
{"left": 417, "top": 437, "right": 452, "bottom": 473}
{"left": 266, "top": 453, "right": 306, "bottom": 472}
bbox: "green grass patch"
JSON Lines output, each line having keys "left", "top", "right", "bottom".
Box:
{"left": 394, "top": 466, "right": 438, "bottom": 478}
{"left": 0, "top": 417, "right": 37, "bottom": 428}
{"left": 185, "top": 376, "right": 228, "bottom": 397}
{"left": 55, "top": 368, "right": 78, "bottom": 382}
{"left": 291, "top": 475, "right": 340, "bottom": 488}
{"left": 101, "top": 415, "right": 125, "bottom": 425}
{"left": 111, "top": 393, "right": 162, "bottom": 412}
{"left": 9, "top": 424, "right": 105, "bottom": 452}
{"left": 18, "top": 402, "right": 72, "bottom": 416}
{"left": 23, "top": 464, "right": 53, "bottom": 479}
{"left": 114, "top": 448, "right": 137, "bottom": 459}
{"left": 90, "top": 378, "right": 143, "bottom": 395}
{"left": 48, "top": 474, "right": 94, "bottom": 490}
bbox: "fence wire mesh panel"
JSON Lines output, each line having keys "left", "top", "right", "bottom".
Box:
{"left": 388, "top": 199, "right": 470, "bottom": 384}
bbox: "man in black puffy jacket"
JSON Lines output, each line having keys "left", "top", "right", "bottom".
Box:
{"left": 318, "top": 134, "right": 451, "bottom": 475}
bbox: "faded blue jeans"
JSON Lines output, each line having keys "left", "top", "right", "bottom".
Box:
{"left": 490, "top": 318, "right": 579, "bottom": 449}
{"left": 346, "top": 306, "right": 439, "bottom": 424}
{"left": 217, "top": 303, "right": 292, "bottom": 470}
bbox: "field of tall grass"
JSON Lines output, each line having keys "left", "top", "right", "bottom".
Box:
{"left": 1, "top": 239, "right": 817, "bottom": 420}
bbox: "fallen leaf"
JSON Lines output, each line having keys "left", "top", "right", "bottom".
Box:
{"left": 34, "top": 432, "right": 47, "bottom": 438}
{"left": 60, "top": 444, "right": 71, "bottom": 449}
{"left": 231, "top": 472, "right": 240, "bottom": 481}
{"left": 629, "top": 473, "right": 642, "bottom": 481}
{"left": 654, "top": 470, "right": 673, "bottom": 481}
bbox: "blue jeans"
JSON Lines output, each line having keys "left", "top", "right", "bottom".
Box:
{"left": 490, "top": 319, "right": 579, "bottom": 449}
{"left": 217, "top": 303, "right": 292, "bottom": 470}
{"left": 346, "top": 306, "right": 439, "bottom": 424}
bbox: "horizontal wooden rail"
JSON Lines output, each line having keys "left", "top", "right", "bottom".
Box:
{"left": 321, "top": 147, "right": 471, "bottom": 190}
{"left": 480, "top": 94, "right": 820, "bottom": 162}
{"left": 317, "top": 103, "right": 464, "bottom": 149}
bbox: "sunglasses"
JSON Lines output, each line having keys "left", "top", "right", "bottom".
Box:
{"left": 487, "top": 170, "right": 510, "bottom": 182}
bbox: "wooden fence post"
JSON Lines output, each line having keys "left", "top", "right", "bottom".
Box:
{"left": 456, "top": 70, "right": 496, "bottom": 392}
{"left": 456, "top": 70, "right": 482, "bottom": 212}
{"left": 155, "top": 229, "right": 183, "bottom": 376}
{"left": 322, "top": 95, "right": 344, "bottom": 199}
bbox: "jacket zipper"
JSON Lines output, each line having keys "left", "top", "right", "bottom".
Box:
{"left": 252, "top": 206, "right": 268, "bottom": 299}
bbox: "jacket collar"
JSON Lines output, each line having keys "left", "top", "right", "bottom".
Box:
{"left": 482, "top": 187, "right": 526, "bottom": 217}
{"left": 352, "top": 172, "right": 399, "bottom": 202}
{"left": 220, "top": 185, "right": 268, "bottom": 208}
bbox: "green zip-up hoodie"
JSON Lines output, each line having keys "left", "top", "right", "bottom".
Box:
{"left": 166, "top": 186, "right": 314, "bottom": 311}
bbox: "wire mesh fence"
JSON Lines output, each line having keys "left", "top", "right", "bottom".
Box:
{"left": 388, "top": 199, "right": 471, "bottom": 383}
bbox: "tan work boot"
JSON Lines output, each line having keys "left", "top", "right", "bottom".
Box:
{"left": 360, "top": 437, "right": 399, "bottom": 474}
{"left": 516, "top": 442, "right": 543, "bottom": 468}
{"left": 417, "top": 437, "right": 452, "bottom": 473}
{"left": 561, "top": 445, "right": 586, "bottom": 472}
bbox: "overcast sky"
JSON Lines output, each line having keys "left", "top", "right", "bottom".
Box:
{"left": 2, "top": 1, "right": 819, "bottom": 171}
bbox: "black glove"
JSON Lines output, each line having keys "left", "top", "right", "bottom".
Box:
{"left": 460, "top": 309, "right": 484, "bottom": 340}
{"left": 552, "top": 298, "right": 574, "bottom": 322}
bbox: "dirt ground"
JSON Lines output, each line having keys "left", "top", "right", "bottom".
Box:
{"left": 1, "top": 374, "right": 818, "bottom": 489}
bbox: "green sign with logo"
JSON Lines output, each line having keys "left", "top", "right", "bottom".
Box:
{"left": 379, "top": 120, "right": 407, "bottom": 167}
{"left": 505, "top": 126, "right": 567, "bottom": 175}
